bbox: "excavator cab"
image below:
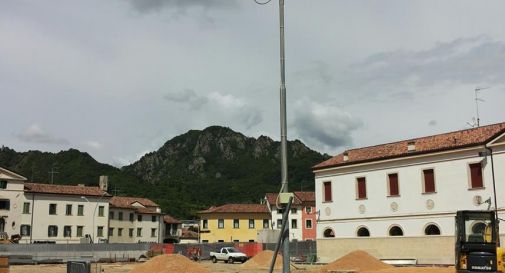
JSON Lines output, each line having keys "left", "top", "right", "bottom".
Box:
{"left": 456, "top": 210, "right": 499, "bottom": 273}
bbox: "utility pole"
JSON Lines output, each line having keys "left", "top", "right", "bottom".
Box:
{"left": 254, "top": 1, "right": 291, "bottom": 271}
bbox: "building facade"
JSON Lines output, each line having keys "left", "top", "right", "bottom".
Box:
{"left": 198, "top": 204, "right": 271, "bottom": 243}
{"left": 21, "top": 183, "right": 110, "bottom": 244}
{"left": 265, "top": 192, "right": 317, "bottom": 241}
{"left": 313, "top": 122, "right": 505, "bottom": 264}
{"left": 108, "top": 196, "right": 163, "bottom": 243}
{"left": 162, "top": 215, "right": 182, "bottom": 243}
{"left": 0, "top": 167, "right": 27, "bottom": 237}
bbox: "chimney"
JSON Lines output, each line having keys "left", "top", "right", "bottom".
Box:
{"left": 407, "top": 141, "right": 416, "bottom": 152}
{"left": 343, "top": 151, "right": 349, "bottom": 161}
{"left": 99, "top": 176, "right": 108, "bottom": 191}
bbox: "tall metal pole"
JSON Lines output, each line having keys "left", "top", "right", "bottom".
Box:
{"left": 486, "top": 147, "right": 500, "bottom": 247}
{"left": 279, "top": 0, "right": 290, "bottom": 272}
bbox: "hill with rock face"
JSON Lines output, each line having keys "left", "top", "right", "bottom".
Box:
{"left": 1, "top": 126, "right": 329, "bottom": 218}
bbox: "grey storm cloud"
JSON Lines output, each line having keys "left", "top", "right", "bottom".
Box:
{"left": 127, "top": 0, "right": 238, "bottom": 13}
{"left": 291, "top": 99, "right": 362, "bottom": 150}
{"left": 16, "top": 125, "right": 70, "bottom": 145}
{"left": 348, "top": 36, "right": 505, "bottom": 90}
{"left": 164, "top": 89, "right": 209, "bottom": 110}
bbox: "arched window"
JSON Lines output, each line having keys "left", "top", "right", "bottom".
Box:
{"left": 357, "top": 227, "right": 370, "bottom": 237}
{"left": 323, "top": 228, "right": 335, "bottom": 238}
{"left": 425, "top": 224, "right": 441, "bottom": 235}
{"left": 389, "top": 225, "right": 403, "bottom": 236}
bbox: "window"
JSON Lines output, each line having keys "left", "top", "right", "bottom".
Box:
{"left": 151, "top": 228, "right": 156, "bottom": 237}
{"left": 21, "top": 225, "right": 31, "bottom": 236}
{"left": 203, "top": 219, "right": 208, "bottom": 229}
{"left": 109, "top": 211, "right": 114, "bottom": 219}
{"left": 425, "top": 224, "right": 441, "bottom": 235}
{"left": 357, "top": 227, "right": 370, "bottom": 237}
{"left": 66, "top": 204, "right": 72, "bottom": 215}
{"left": 263, "top": 219, "right": 269, "bottom": 229}
{"left": 129, "top": 228, "right": 134, "bottom": 237}
{"left": 469, "top": 163, "right": 484, "bottom": 189}
{"left": 64, "top": 226, "right": 72, "bottom": 237}
{"left": 202, "top": 240, "right": 209, "bottom": 243}
{"left": 0, "top": 180, "right": 7, "bottom": 189}
{"left": 306, "top": 207, "right": 312, "bottom": 213}
{"left": 249, "top": 240, "right": 255, "bottom": 242}
{"left": 277, "top": 219, "right": 282, "bottom": 229}
{"left": 291, "top": 219, "right": 298, "bottom": 229}
{"left": 0, "top": 200, "right": 10, "bottom": 210}
{"left": 218, "top": 240, "right": 224, "bottom": 243}
{"left": 137, "top": 228, "right": 142, "bottom": 237}
{"left": 356, "top": 177, "right": 367, "bottom": 199}
{"left": 77, "top": 205, "right": 84, "bottom": 216}
{"left": 389, "top": 225, "right": 403, "bottom": 236}
{"left": 49, "top": 204, "right": 57, "bottom": 215}
{"left": 233, "top": 219, "right": 239, "bottom": 229}
{"left": 97, "top": 226, "right": 104, "bottom": 237}
{"left": 48, "top": 225, "right": 58, "bottom": 237}
{"left": 306, "top": 219, "right": 312, "bottom": 229}
{"left": 137, "top": 215, "right": 142, "bottom": 222}
{"left": 77, "top": 226, "right": 83, "bottom": 237}
{"left": 118, "top": 212, "right": 123, "bottom": 220}
{"left": 291, "top": 208, "right": 297, "bottom": 214}
{"left": 109, "top": 228, "right": 114, "bottom": 236}
{"left": 129, "top": 213, "right": 134, "bottom": 222}
{"left": 277, "top": 209, "right": 284, "bottom": 214}
{"left": 152, "top": 215, "right": 157, "bottom": 222}
{"left": 233, "top": 239, "right": 240, "bottom": 243}
{"left": 323, "top": 228, "right": 335, "bottom": 238}
{"left": 323, "top": 181, "right": 332, "bottom": 202}
{"left": 118, "top": 228, "right": 123, "bottom": 237}
{"left": 98, "top": 206, "right": 104, "bottom": 217}
{"left": 423, "top": 169, "right": 436, "bottom": 193}
{"left": 249, "top": 219, "right": 255, "bottom": 229}
{"left": 218, "top": 219, "right": 224, "bottom": 229}
{"left": 23, "top": 202, "right": 30, "bottom": 214}
{"left": 388, "top": 173, "right": 399, "bottom": 196}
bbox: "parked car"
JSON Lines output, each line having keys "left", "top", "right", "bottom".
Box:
{"left": 210, "top": 247, "right": 248, "bottom": 264}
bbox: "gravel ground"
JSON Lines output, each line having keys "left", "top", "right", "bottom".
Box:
{"left": 9, "top": 261, "right": 322, "bottom": 273}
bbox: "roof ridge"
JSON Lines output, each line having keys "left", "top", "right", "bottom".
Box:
{"left": 345, "top": 122, "right": 505, "bottom": 152}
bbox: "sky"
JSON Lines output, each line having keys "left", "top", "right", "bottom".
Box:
{"left": 1, "top": 0, "right": 505, "bottom": 167}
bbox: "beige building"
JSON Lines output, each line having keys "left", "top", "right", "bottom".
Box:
{"left": 0, "top": 167, "right": 27, "bottom": 237}
{"left": 20, "top": 182, "right": 110, "bottom": 244}
{"left": 108, "top": 196, "right": 163, "bottom": 243}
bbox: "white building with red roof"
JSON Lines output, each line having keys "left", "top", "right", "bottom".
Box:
{"left": 20, "top": 181, "right": 111, "bottom": 244}
{"left": 313, "top": 122, "right": 505, "bottom": 264}
{"left": 0, "top": 167, "right": 28, "bottom": 239}
{"left": 264, "top": 191, "right": 316, "bottom": 241}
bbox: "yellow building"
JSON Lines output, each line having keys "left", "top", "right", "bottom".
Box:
{"left": 198, "top": 204, "right": 271, "bottom": 243}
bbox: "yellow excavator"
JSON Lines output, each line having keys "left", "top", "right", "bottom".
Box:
{"left": 455, "top": 210, "right": 504, "bottom": 273}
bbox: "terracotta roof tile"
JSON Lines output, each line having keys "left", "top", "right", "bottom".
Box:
{"left": 314, "top": 122, "right": 505, "bottom": 170}
{"left": 24, "top": 183, "right": 110, "bottom": 197}
{"left": 198, "top": 204, "right": 269, "bottom": 214}
{"left": 265, "top": 192, "right": 315, "bottom": 207}
{"left": 163, "top": 215, "right": 182, "bottom": 224}
{"left": 109, "top": 196, "right": 159, "bottom": 209}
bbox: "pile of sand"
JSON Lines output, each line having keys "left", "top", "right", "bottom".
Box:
{"left": 241, "top": 250, "right": 283, "bottom": 270}
{"left": 128, "top": 254, "right": 212, "bottom": 273}
{"left": 317, "top": 251, "right": 393, "bottom": 273}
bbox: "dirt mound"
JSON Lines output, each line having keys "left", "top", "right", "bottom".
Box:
{"left": 317, "top": 250, "right": 393, "bottom": 273}
{"left": 129, "top": 254, "right": 212, "bottom": 273}
{"left": 371, "top": 267, "right": 456, "bottom": 273}
{"left": 241, "top": 250, "right": 283, "bottom": 269}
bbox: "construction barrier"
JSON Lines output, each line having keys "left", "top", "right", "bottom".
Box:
{"left": 235, "top": 242, "right": 263, "bottom": 257}
{"left": 0, "top": 256, "right": 9, "bottom": 273}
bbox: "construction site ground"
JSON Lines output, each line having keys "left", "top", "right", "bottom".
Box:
{"left": 9, "top": 250, "right": 457, "bottom": 273}
{"left": 9, "top": 261, "right": 318, "bottom": 273}
{"left": 9, "top": 261, "right": 456, "bottom": 273}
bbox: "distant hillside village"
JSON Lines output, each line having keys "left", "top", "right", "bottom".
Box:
{"left": 1, "top": 122, "right": 505, "bottom": 264}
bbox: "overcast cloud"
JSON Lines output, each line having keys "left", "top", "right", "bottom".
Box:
{"left": 1, "top": 0, "right": 505, "bottom": 166}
